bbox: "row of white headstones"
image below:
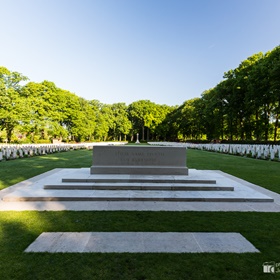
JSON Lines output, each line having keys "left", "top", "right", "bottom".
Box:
{"left": 0, "top": 143, "right": 92, "bottom": 161}
{"left": 148, "top": 142, "right": 280, "bottom": 161}
{"left": 0, "top": 142, "right": 127, "bottom": 161}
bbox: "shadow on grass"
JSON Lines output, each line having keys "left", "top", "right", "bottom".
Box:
{"left": 0, "top": 211, "right": 279, "bottom": 279}
{"left": 0, "top": 150, "right": 92, "bottom": 190}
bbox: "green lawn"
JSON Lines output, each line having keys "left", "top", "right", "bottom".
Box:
{"left": 0, "top": 148, "right": 280, "bottom": 280}
{"left": 0, "top": 149, "right": 92, "bottom": 190}
{"left": 187, "top": 149, "right": 280, "bottom": 194}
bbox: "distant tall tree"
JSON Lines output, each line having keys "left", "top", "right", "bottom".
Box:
{"left": 150, "top": 104, "right": 174, "bottom": 140}
{"left": 93, "top": 103, "right": 114, "bottom": 141}
{"left": 265, "top": 46, "right": 280, "bottom": 141}
{"left": 0, "top": 67, "right": 28, "bottom": 142}
{"left": 128, "top": 100, "right": 160, "bottom": 141}
{"left": 109, "top": 103, "right": 132, "bottom": 141}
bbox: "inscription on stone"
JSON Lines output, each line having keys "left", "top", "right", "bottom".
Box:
{"left": 115, "top": 150, "right": 165, "bottom": 165}
{"left": 91, "top": 145, "right": 188, "bottom": 175}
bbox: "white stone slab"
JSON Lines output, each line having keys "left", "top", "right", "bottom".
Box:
{"left": 24, "top": 232, "right": 260, "bottom": 253}
{"left": 192, "top": 232, "right": 258, "bottom": 253}
{"left": 2, "top": 187, "right": 273, "bottom": 202}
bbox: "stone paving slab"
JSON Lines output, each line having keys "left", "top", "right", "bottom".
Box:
{"left": 6, "top": 189, "right": 269, "bottom": 202}
{"left": 2, "top": 200, "right": 280, "bottom": 212}
{"left": 24, "top": 232, "right": 260, "bottom": 253}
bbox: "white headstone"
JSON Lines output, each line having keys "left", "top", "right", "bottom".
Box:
{"left": 19, "top": 149, "right": 23, "bottom": 158}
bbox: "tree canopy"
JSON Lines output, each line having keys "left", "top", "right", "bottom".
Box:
{"left": 1, "top": 45, "right": 279, "bottom": 143}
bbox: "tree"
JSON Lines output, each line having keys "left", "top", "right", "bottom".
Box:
{"left": 109, "top": 103, "right": 132, "bottom": 141}
{"left": 266, "top": 46, "right": 280, "bottom": 141}
{"left": 93, "top": 103, "right": 114, "bottom": 141}
{"left": 0, "top": 67, "right": 28, "bottom": 142}
{"left": 128, "top": 100, "right": 160, "bottom": 141}
{"left": 156, "top": 106, "right": 180, "bottom": 141}
{"left": 150, "top": 104, "right": 174, "bottom": 141}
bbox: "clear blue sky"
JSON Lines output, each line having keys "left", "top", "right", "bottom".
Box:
{"left": 1, "top": 0, "right": 280, "bottom": 106}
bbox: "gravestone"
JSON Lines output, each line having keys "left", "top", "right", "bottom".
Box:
{"left": 19, "top": 149, "right": 23, "bottom": 158}
{"left": 90, "top": 145, "right": 188, "bottom": 175}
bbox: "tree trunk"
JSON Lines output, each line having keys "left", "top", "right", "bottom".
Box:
{"left": 142, "top": 126, "right": 145, "bottom": 141}
{"left": 264, "top": 108, "right": 270, "bottom": 141}
{"left": 7, "top": 129, "right": 12, "bottom": 143}
{"left": 255, "top": 110, "right": 260, "bottom": 141}
{"left": 274, "top": 113, "right": 278, "bottom": 142}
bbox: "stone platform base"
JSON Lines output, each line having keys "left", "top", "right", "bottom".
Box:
{"left": 2, "top": 168, "right": 273, "bottom": 203}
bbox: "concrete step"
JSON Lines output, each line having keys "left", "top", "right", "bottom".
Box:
{"left": 44, "top": 183, "right": 234, "bottom": 191}
{"left": 3, "top": 190, "right": 274, "bottom": 202}
{"left": 62, "top": 177, "right": 217, "bottom": 184}
{"left": 2, "top": 168, "right": 274, "bottom": 206}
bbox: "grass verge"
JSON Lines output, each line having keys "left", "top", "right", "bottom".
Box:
{"left": 187, "top": 149, "right": 280, "bottom": 194}
{"left": 0, "top": 149, "right": 92, "bottom": 190}
{"left": 0, "top": 211, "right": 279, "bottom": 280}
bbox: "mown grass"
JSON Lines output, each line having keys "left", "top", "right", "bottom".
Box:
{"left": 187, "top": 149, "right": 280, "bottom": 194}
{"left": 0, "top": 149, "right": 92, "bottom": 190}
{"left": 0, "top": 211, "right": 279, "bottom": 280}
{"left": 0, "top": 148, "right": 280, "bottom": 279}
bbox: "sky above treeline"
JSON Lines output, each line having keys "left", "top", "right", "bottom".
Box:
{"left": 1, "top": 0, "right": 280, "bottom": 106}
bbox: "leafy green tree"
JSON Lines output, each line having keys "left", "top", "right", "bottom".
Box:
{"left": 93, "top": 103, "right": 114, "bottom": 141}
{"left": 199, "top": 89, "right": 220, "bottom": 140}
{"left": 69, "top": 97, "right": 97, "bottom": 142}
{"left": 156, "top": 106, "right": 180, "bottom": 141}
{"left": 150, "top": 104, "right": 174, "bottom": 140}
{"left": 21, "top": 81, "right": 55, "bottom": 141}
{"left": 109, "top": 103, "right": 131, "bottom": 141}
{"left": 0, "top": 67, "right": 28, "bottom": 142}
{"left": 128, "top": 100, "right": 162, "bottom": 141}
{"left": 266, "top": 46, "right": 280, "bottom": 141}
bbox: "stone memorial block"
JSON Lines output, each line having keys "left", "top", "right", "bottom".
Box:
{"left": 90, "top": 145, "right": 188, "bottom": 175}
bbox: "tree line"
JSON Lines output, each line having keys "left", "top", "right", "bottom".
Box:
{"left": 161, "top": 45, "right": 280, "bottom": 142}
{"left": 0, "top": 45, "right": 279, "bottom": 143}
